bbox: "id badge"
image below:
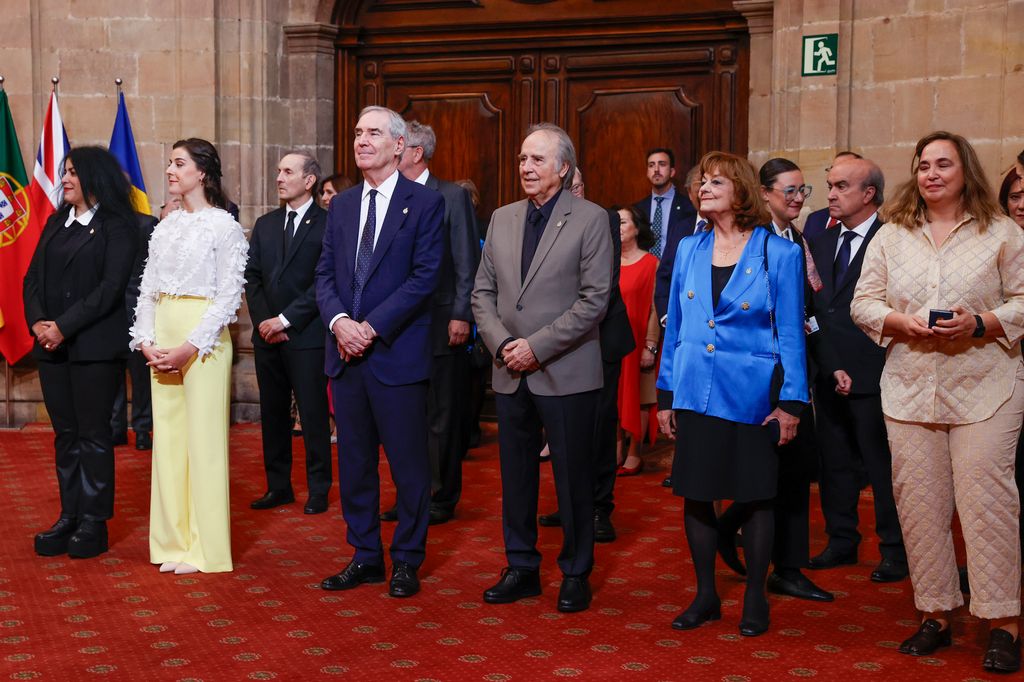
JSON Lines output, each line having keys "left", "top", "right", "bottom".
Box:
{"left": 806, "top": 315, "right": 820, "bottom": 334}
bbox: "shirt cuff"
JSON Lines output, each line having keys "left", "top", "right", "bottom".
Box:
{"left": 278, "top": 314, "right": 291, "bottom": 329}
{"left": 329, "top": 313, "right": 348, "bottom": 334}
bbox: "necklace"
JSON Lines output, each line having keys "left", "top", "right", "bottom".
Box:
{"left": 713, "top": 229, "right": 749, "bottom": 257}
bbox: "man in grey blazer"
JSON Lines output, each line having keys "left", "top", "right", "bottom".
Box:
{"left": 472, "top": 123, "right": 612, "bottom": 613}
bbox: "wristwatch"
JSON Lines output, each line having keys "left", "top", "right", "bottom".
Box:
{"left": 645, "top": 344, "right": 659, "bottom": 354}
{"left": 972, "top": 314, "right": 985, "bottom": 338}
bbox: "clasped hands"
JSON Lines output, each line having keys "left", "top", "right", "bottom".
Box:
{"left": 890, "top": 305, "right": 977, "bottom": 341}
{"left": 32, "top": 320, "right": 64, "bottom": 351}
{"left": 332, "top": 317, "right": 377, "bottom": 362}
{"left": 502, "top": 338, "right": 539, "bottom": 372}
{"left": 141, "top": 341, "right": 198, "bottom": 374}
{"left": 258, "top": 317, "right": 290, "bottom": 345}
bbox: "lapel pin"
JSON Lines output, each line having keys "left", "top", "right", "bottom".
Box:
{"left": 89, "top": 228, "right": 95, "bottom": 234}
{"left": 305, "top": 219, "right": 311, "bottom": 224}
{"left": 556, "top": 220, "right": 564, "bottom": 228}
{"left": 745, "top": 267, "right": 752, "bottom": 274}
{"left": 403, "top": 207, "right": 409, "bottom": 215}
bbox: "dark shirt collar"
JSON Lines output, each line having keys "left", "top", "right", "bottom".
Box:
{"left": 527, "top": 189, "right": 562, "bottom": 227}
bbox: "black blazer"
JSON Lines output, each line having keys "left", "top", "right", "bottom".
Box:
{"left": 807, "top": 218, "right": 887, "bottom": 394}
{"left": 600, "top": 208, "right": 635, "bottom": 362}
{"left": 125, "top": 213, "right": 158, "bottom": 318}
{"left": 634, "top": 191, "right": 698, "bottom": 319}
{"left": 245, "top": 202, "right": 328, "bottom": 350}
{"left": 23, "top": 205, "right": 139, "bottom": 362}
{"left": 425, "top": 174, "right": 480, "bottom": 356}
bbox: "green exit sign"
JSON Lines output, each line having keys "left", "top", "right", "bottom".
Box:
{"left": 802, "top": 34, "right": 838, "bottom": 76}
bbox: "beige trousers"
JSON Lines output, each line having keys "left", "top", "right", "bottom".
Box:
{"left": 149, "top": 295, "right": 233, "bottom": 573}
{"left": 885, "top": 364, "right": 1024, "bottom": 619}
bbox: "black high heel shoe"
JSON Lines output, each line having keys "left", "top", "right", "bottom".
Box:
{"left": 67, "top": 520, "right": 108, "bottom": 559}
{"left": 671, "top": 599, "right": 722, "bottom": 630}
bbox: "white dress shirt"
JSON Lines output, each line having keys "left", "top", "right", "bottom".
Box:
{"left": 647, "top": 184, "right": 676, "bottom": 256}
{"left": 412, "top": 168, "right": 430, "bottom": 186}
{"left": 277, "top": 195, "right": 315, "bottom": 330}
{"left": 833, "top": 211, "right": 877, "bottom": 262}
{"left": 64, "top": 205, "right": 98, "bottom": 227}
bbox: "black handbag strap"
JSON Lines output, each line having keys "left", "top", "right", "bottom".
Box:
{"left": 762, "top": 230, "right": 780, "bottom": 362}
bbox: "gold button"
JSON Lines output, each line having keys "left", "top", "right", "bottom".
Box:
{"left": 708, "top": 320, "right": 715, "bottom": 329}
{"left": 687, "top": 290, "right": 695, "bottom": 299}
{"left": 741, "top": 302, "right": 750, "bottom": 310}
{"left": 706, "top": 344, "right": 715, "bottom": 352}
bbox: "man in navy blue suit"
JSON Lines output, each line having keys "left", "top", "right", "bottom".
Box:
{"left": 315, "top": 106, "right": 444, "bottom": 599}
{"left": 801, "top": 151, "right": 862, "bottom": 244}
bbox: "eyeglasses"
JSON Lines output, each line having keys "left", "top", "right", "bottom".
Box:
{"left": 570, "top": 183, "right": 584, "bottom": 193}
{"left": 771, "top": 184, "right": 812, "bottom": 200}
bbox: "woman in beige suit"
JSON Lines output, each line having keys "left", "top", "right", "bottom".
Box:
{"left": 851, "top": 131, "right": 1024, "bottom": 673}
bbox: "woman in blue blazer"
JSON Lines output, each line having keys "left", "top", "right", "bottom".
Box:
{"left": 656, "top": 152, "right": 808, "bottom": 637}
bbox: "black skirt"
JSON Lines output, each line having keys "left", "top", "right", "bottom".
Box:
{"left": 671, "top": 410, "right": 778, "bottom": 502}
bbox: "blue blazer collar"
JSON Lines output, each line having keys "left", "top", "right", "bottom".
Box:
{"left": 691, "top": 226, "right": 767, "bottom": 317}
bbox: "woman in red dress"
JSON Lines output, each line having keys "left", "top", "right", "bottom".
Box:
{"left": 614, "top": 205, "right": 660, "bottom": 475}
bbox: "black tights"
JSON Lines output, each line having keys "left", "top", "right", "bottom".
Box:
{"left": 683, "top": 498, "right": 773, "bottom": 624}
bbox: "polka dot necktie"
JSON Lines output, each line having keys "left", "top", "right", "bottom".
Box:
{"left": 352, "top": 189, "right": 377, "bottom": 320}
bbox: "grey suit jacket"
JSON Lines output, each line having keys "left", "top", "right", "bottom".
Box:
{"left": 472, "top": 191, "right": 612, "bottom": 397}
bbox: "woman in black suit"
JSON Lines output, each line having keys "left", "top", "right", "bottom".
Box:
{"left": 24, "top": 146, "right": 139, "bottom": 559}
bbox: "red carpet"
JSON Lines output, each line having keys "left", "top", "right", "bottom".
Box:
{"left": 0, "top": 423, "right": 1006, "bottom": 680}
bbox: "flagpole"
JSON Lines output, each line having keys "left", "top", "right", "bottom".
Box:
{"left": 51, "top": 76, "right": 58, "bottom": 95}
{"left": 0, "top": 76, "right": 5, "bottom": 92}
{"left": 115, "top": 78, "right": 122, "bottom": 95}
{"left": 2, "top": 358, "right": 11, "bottom": 429}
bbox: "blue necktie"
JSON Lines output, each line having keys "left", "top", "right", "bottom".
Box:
{"left": 833, "top": 228, "right": 857, "bottom": 287}
{"left": 352, "top": 189, "right": 377, "bottom": 320}
{"left": 651, "top": 196, "right": 665, "bottom": 258}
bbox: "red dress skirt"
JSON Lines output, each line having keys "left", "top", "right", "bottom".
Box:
{"left": 617, "top": 252, "right": 659, "bottom": 444}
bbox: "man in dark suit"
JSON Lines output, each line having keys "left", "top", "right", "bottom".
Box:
{"left": 473, "top": 123, "right": 612, "bottom": 613}
{"left": 111, "top": 212, "right": 157, "bottom": 450}
{"left": 538, "top": 169, "right": 633, "bottom": 542}
{"left": 390, "top": 120, "right": 480, "bottom": 525}
{"left": 315, "top": 106, "right": 444, "bottom": 598}
{"left": 806, "top": 157, "right": 907, "bottom": 583}
{"left": 801, "top": 151, "right": 862, "bottom": 244}
{"left": 246, "top": 153, "right": 332, "bottom": 515}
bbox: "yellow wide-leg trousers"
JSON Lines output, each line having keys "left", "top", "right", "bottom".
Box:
{"left": 149, "top": 295, "right": 233, "bottom": 573}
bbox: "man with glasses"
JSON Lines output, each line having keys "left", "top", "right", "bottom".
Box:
{"left": 806, "top": 158, "right": 908, "bottom": 583}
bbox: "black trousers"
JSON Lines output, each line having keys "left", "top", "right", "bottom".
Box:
{"left": 496, "top": 381, "right": 598, "bottom": 576}
{"left": 38, "top": 358, "right": 121, "bottom": 521}
{"left": 593, "top": 358, "right": 622, "bottom": 515}
{"left": 428, "top": 350, "right": 470, "bottom": 513}
{"left": 111, "top": 350, "right": 152, "bottom": 434}
{"left": 814, "top": 385, "right": 905, "bottom": 561}
{"left": 772, "top": 402, "right": 817, "bottom": 569}
{"left": 254, "top": 344, "right": 332, "bottom": 497}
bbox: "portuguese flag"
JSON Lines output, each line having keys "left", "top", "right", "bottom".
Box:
{"left": 0, "top": 89, "right": 32, "bottom": 364}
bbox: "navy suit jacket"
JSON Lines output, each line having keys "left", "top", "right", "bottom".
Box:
{"left": 656, "top": 226, "right": 808, "bottom": 425}
{"left": 807, "top": 218, "right": 887, "bottom": 394}
{"left": 802, "top": 207, "right": 832, "bottom": 244}
{"left": 633, "top": 191, "right": 698, "bottom": 318}
{"left": 315, "top": 173, "right": 445, "bottom": 385}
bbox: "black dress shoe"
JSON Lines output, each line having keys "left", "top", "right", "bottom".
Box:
{"left": 983, "top": 628, "right": 1021, "bottom": 673}
{"left": 250, "top": 490, "right": 295, "bottom": 510}
{"left": 898, "top": 619, "right": 952, "bottom": 656}
{"left": 113, "top": 431, "right": 128, "bottom": 446}
{"left": 717, "top": 531, "right": 746, "bottom": 576}
{"left": 67, "top": 520, "right": 108, "bottom": 559}
{"left": 379, "top": 505, "right": 398, "bottom": 522}
{"left": 321, "top": 561, "right": 385, "bottom": 591}
{"left": 557, "top": 575, "right": 592, "bottom": 613}
{"left": 389, "top": 561, "right": 420, "bottom": 598}
{"left": 304, "top": 495, "right": 328, "bottom": 515}
{"left": 428, "top": 506, "right": 453, "bottom": 525}
{"left": 483, "top": 567, "right": 542, "bottom": 604}
{"left": 34, "top": 518, "right": 77, "bottom": 556}
{"left": 594, "top": 511, "right": 616, "bottom": 543}
{"left": 661, "top": 476, "right": 672, "bottom": 488}
{"left": 767, "top": 570, "right": 834, "bottom": 602}
{"left": 870, "top": 558, "right": 909, "bottom": 583}
{"left": 739, "top": 616, "right": 770, "bottom": 637}
{"left": 807, "top": 545, "right": 858, "bottom": 569}
{"left": 538, "top": 510, "right": 561, "bottom": 527}
{"left": 671, "top": 600, "right": 722, "bottom": 630}
{"left": 134, "top": 431, "right": 152, "bottom": 450}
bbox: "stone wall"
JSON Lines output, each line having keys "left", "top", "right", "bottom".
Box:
{"left": 743, "top": 0, "right": 1024, "bottom": 213}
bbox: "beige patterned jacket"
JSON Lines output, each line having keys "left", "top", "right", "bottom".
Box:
{"left": 851, "top": 215, "right": 1024, "bottom": 424}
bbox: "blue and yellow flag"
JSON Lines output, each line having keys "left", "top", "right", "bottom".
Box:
{"left": 108, "top": 92, "right": 150, "bottom": 214}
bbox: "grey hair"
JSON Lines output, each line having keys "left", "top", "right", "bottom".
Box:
{"left": 405, "top": 121, "right": 437, "bottom": 161}
{"left": 526, "top": 122, "right": 577, "bottom": 189}
{"left": 684, "top": 165, "right": 700, "bottom": 186}
{"left": 285, "top": 151, "right": 321, "bottom": 185}
{"left": 863, "top": 161, "right": 885, "bottom": 206}
{"left": 358, "top": 105, "right": 407, "bottom": 141}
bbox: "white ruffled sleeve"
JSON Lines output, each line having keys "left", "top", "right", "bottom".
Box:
{"left": 129, "top": 226, "right": 162, "bottom": 351}
{"left": 186, "top": 216, "right": 249, "bottom": 357}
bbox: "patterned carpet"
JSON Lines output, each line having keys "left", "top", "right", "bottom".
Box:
{"left": 0, "top": 422, "right": 1006, "bottom": 681}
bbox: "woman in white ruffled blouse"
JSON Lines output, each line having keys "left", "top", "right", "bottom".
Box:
{"left": 131, "top": 138, "right": 248, "bottom": 574}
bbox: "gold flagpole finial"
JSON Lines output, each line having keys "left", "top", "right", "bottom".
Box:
{"left": 115, "top": 78, "right": 123, "bottom": 95}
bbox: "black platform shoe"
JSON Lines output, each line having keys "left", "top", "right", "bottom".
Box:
{"left": 34, "top": 518, "right": 78, "bottom": 556}
{"left": 67, "top": 520, "right": 108, "bottom": 559}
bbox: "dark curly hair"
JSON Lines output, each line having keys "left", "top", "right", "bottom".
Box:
{"left": 62, "top": 146, "right": 135, "bottom": 225}
{"left": 172, "top": 138, "right": 229, "bottom": 210}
